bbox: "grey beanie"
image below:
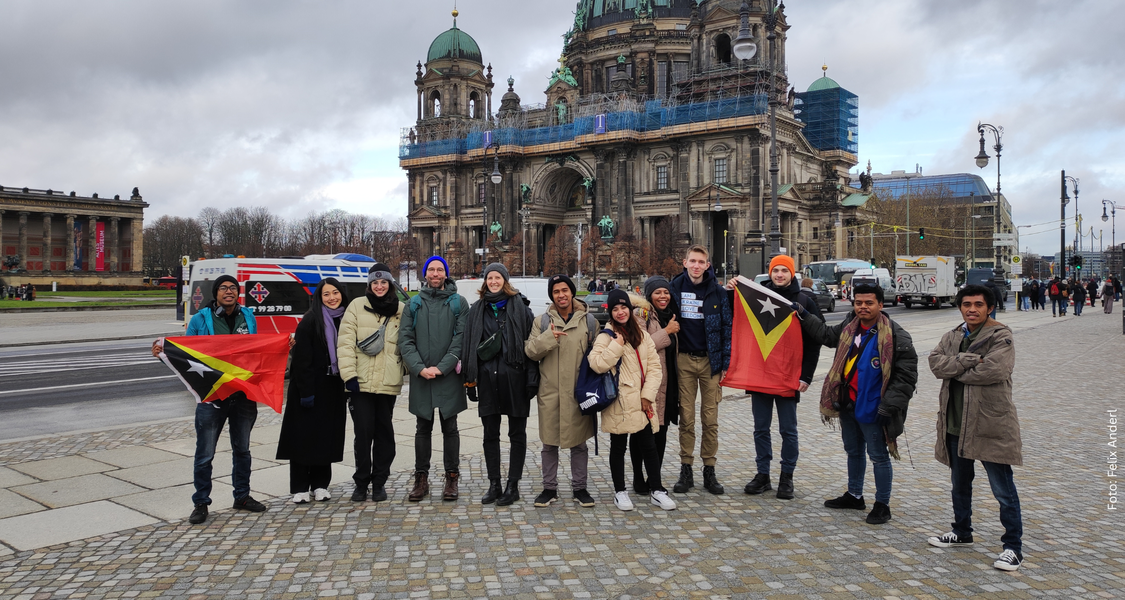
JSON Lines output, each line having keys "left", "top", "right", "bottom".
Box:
{"left": 482, "top": 262, "right": 510, "bottom": 282}
{"left": 368, "top": 262, "right": 394, "bottom": 284}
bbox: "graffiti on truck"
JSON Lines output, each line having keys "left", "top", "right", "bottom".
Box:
{"left": 895, "top": 273, "right": 938, "bottom": 294}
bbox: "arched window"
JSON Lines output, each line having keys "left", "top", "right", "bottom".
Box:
{"left": 714, "top": 33, "right": 732, "bottom": 66}
{"left": 429, "top": 90, "right": 441, "bottom": 117}
{"left": 469, "top": 91, "right": 480, "bottom": 119}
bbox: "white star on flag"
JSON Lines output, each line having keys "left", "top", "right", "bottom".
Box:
{"left": 757, "top": 296, "right": 780, "bottom": 317}
{"left": 187, "top": 360, "right": 211, "bottom": 377}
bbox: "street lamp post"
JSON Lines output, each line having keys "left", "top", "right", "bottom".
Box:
{"left": 1104, "top": 200, "right": 1120, "bottom": 278}
{"left": 974, "top": 122, "right": 1004, "bottom": 284}
{"left": 518, "top": 205, "right": 531, "bottom": 277}
{"left": 483, "top": 140, "right": 503, "bottom": 269}
{"left": 574, "top": 222, "right": 585, "bottom": 280}
{"left": 1062, "top": 173, "right": 1078, "bottom": 278}
{"left": 732, "top": 0, "right": 781, "bottom": 257}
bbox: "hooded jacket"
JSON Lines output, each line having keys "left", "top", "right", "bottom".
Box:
{"left": 587, "top": 327, "right": 663, "bottom": 435}
{"left": 399, "top": 278, "right": 467, "bottom": 420}
{"left": 928, "top": 319, "right": 1022, "bottom": 466}
{"left": 525, "top": 298, "right": 596, "bottom": 448}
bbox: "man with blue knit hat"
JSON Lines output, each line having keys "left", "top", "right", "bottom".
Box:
{"left": 400, "top": 255, "right": 468, "bottom": 502}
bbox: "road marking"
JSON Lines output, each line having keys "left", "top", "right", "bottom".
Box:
{"left": 0, "top": 375, "right": 177, "bottom": 396}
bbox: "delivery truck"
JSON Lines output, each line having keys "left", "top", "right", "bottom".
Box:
{"left": 894, "top": 255, "right": 957, "bottom": 308}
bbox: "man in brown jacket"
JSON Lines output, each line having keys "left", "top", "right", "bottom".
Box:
{"left": 927, "top": 284, "right": 1024, "bottom": 571}
{"left": 525, "top": 275, "right": 598, "bottom": 508}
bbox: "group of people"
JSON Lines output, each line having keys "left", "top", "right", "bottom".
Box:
{"left": 585, "top": 278, "right": 622, "bottom": 293}
{"left": 1018, "top": 275, "right": 1120, "bottom": 316}
{"left": 4, "top": 283, "right": 34, "bottom": 300}
{"left": 151, "top": 245, "right": 1029, "bottom": 572}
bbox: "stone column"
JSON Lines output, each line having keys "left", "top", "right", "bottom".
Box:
{"left": 88, "top": 215, "right": 98, "bottom": 272}
{"left": 41, "top": 213, "right": 52, "bottom": 272}
{"left": 109, "top": 217, "right": 120, "bottom": 272}
{"left": 18, "top": 212, "right": 29, "bottom": 271}
{"left": 65, "top": 215, "right": 76, "bottom": 271}
{"left": 131, "top": 216, "right": 143, "bottom": 273}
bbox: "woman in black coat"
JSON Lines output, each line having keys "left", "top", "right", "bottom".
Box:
{"left": 463, "top": 263, "right": 536, "bottom": 506}
{"left": 277, "top": 278, "right": 350, "bottom": 504}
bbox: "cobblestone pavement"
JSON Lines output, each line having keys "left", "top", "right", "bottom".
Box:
{"left": 0, "top": 307, "right": 1122, "bottom": 598}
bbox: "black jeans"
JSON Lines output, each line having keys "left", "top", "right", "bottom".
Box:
{"left": 290, "top": 463, "right": 331, "bottom": 493}
{"left": 611, "top": 424, "right": 663, "bottom": 492}
{"left": 481, "top": 414, "right": 528, "bottom": 482}
{"left": 350, "top": 392, "right": 397, "bottom": 490}
{"left": 415, "top": 412, "right": 459, "bottom": 475}
{"left": 631, "top": 424, "right": 667, "bottom": 487}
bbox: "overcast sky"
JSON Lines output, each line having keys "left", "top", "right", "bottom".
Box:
{"left": 1, "top": 0, "right": 1121, "bottom": 256}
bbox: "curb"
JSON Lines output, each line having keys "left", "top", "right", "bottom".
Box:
{"left": 0, "top": 303, "right": 175, "bottom": 313}
{"left": 0, "top": 332, "right": 183, "bottom": 349}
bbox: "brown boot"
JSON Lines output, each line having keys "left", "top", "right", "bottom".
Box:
{"left": 408, "top": 471, "right": 429, "bottom": 502}
{"left": 442, "top": 471, "right": 460, "bottom": 501}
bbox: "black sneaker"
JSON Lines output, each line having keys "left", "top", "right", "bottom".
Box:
{"left": 865, "top": 501, "right": 891, "bottom": 524}
{"left": 371, "top": 487, "right": 388, "bottom": 502}
{"left": 824, "top": 491, "right": 866, "bottom": 510}
{"left": 572, "top": 489, "right": 595, "bottom": 508}
{"left": 927, "top": 531, "right": 974, "bottom": 548}
{"left": 743, "top": 473, "right": 772, "bottom": 495}
{"left": 993, "top": 549, "right": 1023, "bottom": 571}
{"left": 350, "top": 486, "right": 368, "bottom": 502}
{"left": 188, "top": 503, "right": 208, "bottom": 524}
{"left": 533, "top": 489, "right": 558, "bottom": 507}
{"left": 232, "top": 495, "right": 267, "bottom": 513}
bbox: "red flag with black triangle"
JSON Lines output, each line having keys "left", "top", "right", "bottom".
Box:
{"left": 158, "top": 334, "right": 290, "bottom": 413}
{"left": 720, "top": 276, "right": 803, "bottom": 396}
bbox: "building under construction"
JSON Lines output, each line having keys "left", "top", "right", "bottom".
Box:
{"left": 400, "top": 0, "right": 870, "bottom": 276}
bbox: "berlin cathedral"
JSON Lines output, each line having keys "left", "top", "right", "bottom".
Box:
{"left": 400, "top": 0, "right": 871, "bottom": 277}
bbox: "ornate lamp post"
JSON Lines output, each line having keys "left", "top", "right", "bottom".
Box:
{"left": 974, "top": 122, "right": 1004, "bottom": 283}
{"left": 1062, "top": 173, "right": 1079, "bottom": 277}
{"left": 483, "top": 140, "right": 502, "bottom": 268}
{"left": 732, "top": 0, "right": 781, "bottom": 256}
{"left": 518, "top": 204, "right": 531, "bottom": 277}
{"left": 1104, "top": 200, "right": 1121, "bottom": 278}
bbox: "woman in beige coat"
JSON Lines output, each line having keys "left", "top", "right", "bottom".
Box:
{"left": 337, "top": 264, "right": 406, "bottom": 503}
{"left": 587, "top": 290, "right": 673, "bottom": 512}
{"left": 630, "top": 276, "right": 680, "bottom": 494}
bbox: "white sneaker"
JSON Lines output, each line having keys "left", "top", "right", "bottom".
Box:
{"left": 291, "top": 492, "right": 310, "bottom": 504}
{"left": 613, "top": 491, "right": 634, "bottom": 511}
{"left": 313, "top": 488, "right": 331, "bottom": 502}
{"left": 650, "top": 490, "right": 677, "bottom": 511}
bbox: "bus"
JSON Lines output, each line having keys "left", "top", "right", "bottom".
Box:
{"left": 803, "top": 259, "right": 872, "bottom": 298}
{"left": 185, "top": 253, "right": 380, "bottom": 334}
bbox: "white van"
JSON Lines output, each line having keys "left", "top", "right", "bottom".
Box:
{"left": 851, "top": 268, "right": 898, "bottom": 306}
{"left": 185, "top": 253, "right": 377, "bottom": 334}
{"left": 454, "top": 277, "right": 553, "bottom": 315}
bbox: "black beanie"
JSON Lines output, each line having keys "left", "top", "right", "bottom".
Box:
{"left": 212, "top": 275, "right": 239, "bottom": 299}
{"left": 548, "top": 274, "right": 576, "bottom": 297}
{"left": 643, "top": 275, "right": 671, "bottom": 303}
{"left": 606, "top": 289, "right": 632, "bottom": 311}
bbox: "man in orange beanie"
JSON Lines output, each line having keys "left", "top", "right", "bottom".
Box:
{"left": 742, "top": 254, "right": 823, "bottom": 500}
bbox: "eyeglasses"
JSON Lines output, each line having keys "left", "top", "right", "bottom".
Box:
{"left": 217, "top": 285, "right": 238, "bottom": 292}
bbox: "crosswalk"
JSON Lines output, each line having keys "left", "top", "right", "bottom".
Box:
{"left": 0, "top": 352, "right": 158, "bottom": 377}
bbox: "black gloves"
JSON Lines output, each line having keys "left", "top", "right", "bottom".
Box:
{"left": 345, "top": 378, "right": 360, "bottom": 393}
{"left": 467, "top": 386, "right": 478, "bottom": 402}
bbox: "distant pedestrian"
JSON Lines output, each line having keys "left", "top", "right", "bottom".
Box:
{"left": 337, "top": 263, "right": 406, "bottom": 503}
{"left": 276, "top": 278, "right": 350, "bottom": 505}
{"left": 799, "top": 283, "right": 918, "bottom": 525}
{"left": 1029, "top": 279, "right": 1041, "bottom": 311}
{"left": 1071, "top": 281, "right": 1086, "bottom": 316}
{"left": 1086, "top": 279, "right": 1099, "bottom": 307}
{"left": 1037, "top": 279, "right": 1048, "bottom": 310}
{"left": 1103, "top": 279, "right": 1116, "bottom": 314}
{"left": 1048, "top": 277, "right": 1065, "bottom": 316}
{"left": 1114, "top": 276, "right": 1122, "bottom": 301}
{"left": 927, "top": 284, "right": 1024, "bottom": 572}
{"left": 1020, "top": 280, "right": 1031, "bottom": 311}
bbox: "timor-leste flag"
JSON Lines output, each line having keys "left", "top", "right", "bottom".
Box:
{"left": 720, "top": 276, "right": 803, "bottom": 396}
{"left": 159, "top": 334, "right": 290, "bottom": 413}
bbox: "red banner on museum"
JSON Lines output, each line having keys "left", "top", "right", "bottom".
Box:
{"left": 95, "top": 222, "right": 106, "bottom": 271}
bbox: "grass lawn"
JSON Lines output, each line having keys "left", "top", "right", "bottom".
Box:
{"left": 36, "top": 290, "right": 177, "bottom": 298}
{"left": 0, "top": 300, "right": 174, "bottom": 309}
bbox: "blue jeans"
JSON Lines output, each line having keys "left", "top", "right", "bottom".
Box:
{"left": 1052, "top": 298, "right": 1067, "bottom": 315}
{"left": 1074, "top": 300, "right": 1083, "bottom": 315}
{"left": 839, "top": 409, "right": 892, "bottom": 504}
{"left": 1021, "top": 295, "right": 1030, "bottom": 311}
{"left": 750, "top": 394, "right": 798, "bottom": 475}
{"left": 946, "top": 434, "right": 1023, "bottom": 555}
{"left": 193, "top": 394, "right": 258, "bottom": 505}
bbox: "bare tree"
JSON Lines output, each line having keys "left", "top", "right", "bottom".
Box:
{"left": 144, "top": 216, "right": 205, "bottom": 276}
{"left": 542, "top": 227, "right": 577, "bottom": 275}
{"left": 197, "top": 207, "right": 221, "bottom": 257}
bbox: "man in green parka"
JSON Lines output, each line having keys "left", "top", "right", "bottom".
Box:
{"left": 400, "top": 256, "right": 468, "bottom": 502}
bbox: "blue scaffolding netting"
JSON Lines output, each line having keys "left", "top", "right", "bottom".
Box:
{"left": 400, "top": 94, "right": 769, "bottom": 160}
{"left": 793, "top": 87, "right": 859, "bottom": 154}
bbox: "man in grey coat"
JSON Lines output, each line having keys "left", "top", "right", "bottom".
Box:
{"left": 927, "top": 284, "right": 1024, "bottom": 571}
{"left": 400, "top": 256, "right": 468, "bottom": 502}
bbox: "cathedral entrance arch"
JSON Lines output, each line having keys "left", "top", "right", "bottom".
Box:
{"left": 529, "top": 163, "right": 592, "bottom": 269}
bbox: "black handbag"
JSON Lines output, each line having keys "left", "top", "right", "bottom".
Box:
{"left": 476, "top": 331, "right": 502, "bottom": 362}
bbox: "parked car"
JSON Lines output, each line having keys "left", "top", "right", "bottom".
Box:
{"left": 805, "top": 278, "right": 835, "bottom": 313}
{"left": 584, "top": 293, "right": 610, "bottom": 325}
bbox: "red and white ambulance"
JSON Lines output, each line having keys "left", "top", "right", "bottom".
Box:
{"left": 185, "top": 254, "right": 377, "bottom": 334}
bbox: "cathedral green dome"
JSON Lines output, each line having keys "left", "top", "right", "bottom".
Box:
{"left": 807, "top": 75, "right": 841, "bottom": 92}
{"left": 427, "top": 22, "right": 483, "bottom": 64}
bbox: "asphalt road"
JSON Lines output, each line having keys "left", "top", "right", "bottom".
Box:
{"left": 0, "top": 339, "right": 194, "bottom": 441}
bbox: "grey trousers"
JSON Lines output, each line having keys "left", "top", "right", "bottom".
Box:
{"left": 541, "top": 442, "right": 589, "bottom": 491}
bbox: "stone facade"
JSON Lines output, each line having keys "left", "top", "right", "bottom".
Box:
{"left": 401, "top": 1, "right": 871, "bottom": 276}
{"left": 0, "top": 186, "right": 148, "bottom": 286}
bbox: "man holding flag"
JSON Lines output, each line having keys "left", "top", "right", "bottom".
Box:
{"left": 152, "top": 274, "right": 272, "bottom": 525}
{"left": 734, "top": 255, "right": 821, "bottom": 500}
{"left": 796, "top": 283, "right": 917, "bottom": 525}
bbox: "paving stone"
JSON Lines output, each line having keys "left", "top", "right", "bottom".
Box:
{"left": 0, "top": 500, "right": 158, "bottom": 551}
{"left": 82, "top": 445, "right": 184, "bottom": 468}
{"left": 7, "top": 455, "right": 115, "bottom": 480}
{"left": 0, "top": 468, "right": 36, "bottom": 489}
{"left": 11, "top": 473, "right": 147, "bottom": 508}
{"left": 114, "top": 482, "right": 234, "bottom": 522}
{"left": 0, "top": 489, "right": 45, "bottom": 519}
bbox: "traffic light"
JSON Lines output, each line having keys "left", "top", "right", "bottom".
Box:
{"left": 1075, "top": 255, "right": 1083, "bottom": 270}
{"left": 918, "top": 228, "right": 925, "bottom": 240}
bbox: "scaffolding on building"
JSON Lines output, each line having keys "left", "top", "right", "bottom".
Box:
{"left": 793, "top": 86, "right": 859, "bottom": 154}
